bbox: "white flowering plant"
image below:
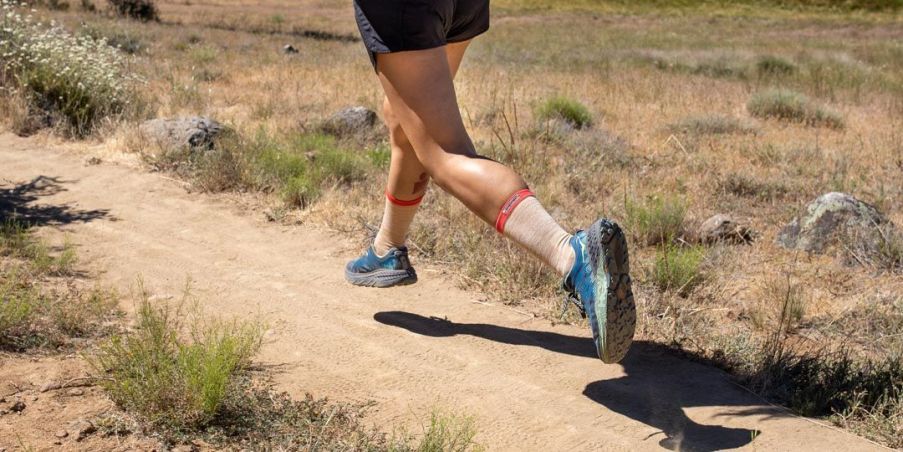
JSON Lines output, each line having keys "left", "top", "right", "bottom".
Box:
{"left": 0, "top": 0, "right": 143, "bottom": 136}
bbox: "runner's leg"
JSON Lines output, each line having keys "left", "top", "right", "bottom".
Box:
{"left": 372, "top": 41, "right": 473, "bottom": 255}
{"left": 375, "top": 47, "right": 575, "bottom": 275}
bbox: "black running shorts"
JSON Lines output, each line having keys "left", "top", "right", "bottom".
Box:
{"left": 353, "top": 0, "right": 490, "bottom": 70}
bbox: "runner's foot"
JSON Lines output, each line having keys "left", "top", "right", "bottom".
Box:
{"left": 345, "top": 245, "right": 418, "bottom": 288}
{"left": 562, "top": 219, "right": 636, "bottom": 363}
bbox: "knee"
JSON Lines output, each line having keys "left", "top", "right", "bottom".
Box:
{"left": 381, "top": 99, "right": 410, "bottom": 148}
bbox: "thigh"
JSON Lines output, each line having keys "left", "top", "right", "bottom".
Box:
{"left": 376, "top": 46, "right": 475, "bottom": 160}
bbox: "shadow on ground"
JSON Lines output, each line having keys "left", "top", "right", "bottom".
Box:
{"left": 375, "top": 311, "right": 774, "bottom": 452}
{"left": 0, "top": 176, "right": 110, "bottom": 226}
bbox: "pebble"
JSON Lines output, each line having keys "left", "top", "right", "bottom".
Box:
{"left": 67, "top": 388, "right": 85, "bottom": 396}
{"left": 10, "top": 401, "right": 25, "bottom": 413}
{"left": 40, "top": 382, "right": 62, "bottom": 392}
{"left": 55, "top": 430, "right": 69, "bottom": 438}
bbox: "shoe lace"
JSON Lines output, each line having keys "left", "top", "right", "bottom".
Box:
{"left": 560, "top": 291, "right": 586, "bottom": 320}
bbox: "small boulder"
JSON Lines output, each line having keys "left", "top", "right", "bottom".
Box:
{"left": 10, "top": 400, "right": 25, "bottom": 413}
{"left": 71, "top": 420, "right": 96, "bottom": 441}
{"left": 138, "top": 117, "right": 224, "bottom": 152}
{"left": 696, "top": 214, "right": 755, "bottom": 244}
{"left": 319, "top": 106, "right": 378, "bottom": 137}
{"left": 283, "top": 44, "right": 299, "bottom": 54}
{"left": 55, "top": 430, "right": 69, "bottom": 439}
{"left": 778, "top": 192, "right": 889, "bottom": 253}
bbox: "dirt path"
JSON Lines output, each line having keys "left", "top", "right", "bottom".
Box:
{"left": 0, "top": 134, "right": 884, "bottom": 451}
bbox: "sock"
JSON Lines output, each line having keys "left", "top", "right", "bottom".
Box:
{"left": 497, "top": 189, "right": 576, "bottom": 276}
{"left": 373, "top": 190, "right": 423, "bottom": 256}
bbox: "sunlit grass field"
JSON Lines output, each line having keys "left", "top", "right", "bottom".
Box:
{"left": 2, "top": 0, "right": 901, "bottom": 446}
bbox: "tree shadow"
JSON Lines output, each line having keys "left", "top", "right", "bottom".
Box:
{"left": 375, "top": 311, "right": 773, "bottom": 451}
{"left": 0, "top": 176, "right": 111, "bottom": 226}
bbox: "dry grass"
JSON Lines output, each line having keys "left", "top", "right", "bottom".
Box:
{"left": 6, "top": 0, "right": 902, "bottom": 446}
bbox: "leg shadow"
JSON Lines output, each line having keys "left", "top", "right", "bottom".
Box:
{"left": 376, "top": 311, "right": 772, "bottom": 451}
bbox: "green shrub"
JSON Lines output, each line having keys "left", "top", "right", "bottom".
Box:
{"left": 535, "top": 96, "right": 593, "bottom": 129}
{"left": 650, "top": 245, "right": 706, "bottom": 296}
{"left": 624, "top": 196, "right": 686, "bottom": 246}
{"left": 0, "top": 1, "right": 142, "bottom": 136}
{"left": 747, "top": 89, "right": 844, "bottom": 129}
{"left": 756, "top": 55, "right": 797, "bottom": 77}
{"left": 406, "top": 409, "right": 483, "bottom": 452}
{"left": 668, "top": 115, "right": 758, "bottom": 135}
{"left": 92, "top": 289, "right": 263, "bottom": 433}
{"left": 108, "top": 0, "right": 158, "bottom": 21}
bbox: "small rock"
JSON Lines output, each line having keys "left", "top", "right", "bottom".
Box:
{"left": 67, "top": 388, "right": 85, "bottom": 396}
{"left": 696, "top": 214, "right": 755, "bottom": 244}
{"left": 84, "top": 156, "right": 102, "bottom": 166}
{"left": 40, "top": 382, "right": 62, "bottom": 392}
{"left": 138, "top": 116, "right": 224, "bottom": 154}
{"left": 283, "top": 44, "right": 299, "bottom": 54}
{"left": 10, "top": 401, "right": 25, "bottom": 413}
{"left": 318, "top": 106, "right": 378, "bottom": 138}
{"left": 72, "top": 420, "right": 96, "bottom": 441}
{"left": 778, "top": 192, "right": 891, "bottom": 253}
{"left": 55, "top": 430, "right": 69, "bottom": 439}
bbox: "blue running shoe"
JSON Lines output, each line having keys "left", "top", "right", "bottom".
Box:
{"left": 562, "top": 219, "right": 636, "bottom": 363}
{"left": 345, "top": 246, "right": 418, "bottom": 288}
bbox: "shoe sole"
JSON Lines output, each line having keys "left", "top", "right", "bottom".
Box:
{"left": 586, "top": 219, "right": 636, "bottom": 364}
{"left": 344, "top": 265, "right": 418, "bottom": 288}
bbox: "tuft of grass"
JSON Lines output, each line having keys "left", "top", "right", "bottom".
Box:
{"left": 747, "top": 89, "right": 844, "bottom": 129}
{"left": 716, "top": 172, "right": 789, "bottom": 201}
{"left": 403, "top": 409, "right": 483, "bottom": 452}
{"left": 92, "top": 286, "right": 263, "bottom": 434}
{"left": 1, "top": 220, "right": 115, "bottom": 350}
{"left": 624, "top": 196, "right": 686, "bottom": 246}
{"left": 668, "top": 115, "right": 758, "bottom": 135}
{"left": 534, "top": 96, "right": 593, "bottom": 129}
{"left": 756, "top": 55, "right": 797, "bottom": 77}
{"left": 649, "top": 245, "right": 706, "bottom": 296}
{"left": 108, "top": 0, "right": 159, "bottom": 22}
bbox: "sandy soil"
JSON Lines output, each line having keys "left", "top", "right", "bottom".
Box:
{"left": 0, "top": 133, "right": 886, "bottom": 451}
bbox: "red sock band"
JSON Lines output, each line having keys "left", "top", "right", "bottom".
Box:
{"left": 386, "top": 190, "right": 424, "bottom": 207}
{"left": 495, "top": 188, "right": 535, "bottom": 234}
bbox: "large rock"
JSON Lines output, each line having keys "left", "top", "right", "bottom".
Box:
{"left": 139, "top": 117, "right": 224, "bottom": 151}
{"left": 696, "top": 214, "right": 755, "bottom": 244}
{"left": 778, "top": 192, "right": 889, "bottom": 253}
{"left": 319, "top": 106, "right": 378, "bottom": 137}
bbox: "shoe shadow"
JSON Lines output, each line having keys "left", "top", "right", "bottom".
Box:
{"left": 374, "top": 311, "right": 769, "bottom": 451}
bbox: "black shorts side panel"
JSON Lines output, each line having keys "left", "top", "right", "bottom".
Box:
{"left": 354, "top": 0, "right": 490, "bottom": 70}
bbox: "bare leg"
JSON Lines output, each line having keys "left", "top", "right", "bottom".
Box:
{"left": 376, "top": 47, "right": 527, "bottom": 224}
{"left": 372, "top": 41, "right": 474, "bottom": 254}
{"left": 382, "top": 41, "right": 473, "bottom": 202}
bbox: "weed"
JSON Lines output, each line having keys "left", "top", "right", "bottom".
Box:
{"left": 747, "top": 89, "right": 844, "bottom": 129}
{"left": 650, "top": 245, "right": 706, "bottom": 296}
{"left": 756, "top": 55, "right": 797, "bottom": 78}
{"left": 624, "top": 196, "right": 686, "bottom": 246}
{"left": 534, "top": 96, "right": 592, "bottom": 129}
{"left": 717, "top": 172, "right": 789, "bottom": 201}
{"left": 0, "top": 1, "right": 143, "bottom": 136}
{"left": 108, "top": 0, "right": 158, "bottom": 22}
{"left": 92, "top": 286, "right": 263, "bottom": 433}
{"left": 668, "top": 115, "right": 758, "bottom": 135}
{"left": 403, "top": 409, "right": 483, "bottom": 452}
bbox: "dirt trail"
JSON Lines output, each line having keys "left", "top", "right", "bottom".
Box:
{"left": 0, "top": 134, "right": 884, "bottom": 451}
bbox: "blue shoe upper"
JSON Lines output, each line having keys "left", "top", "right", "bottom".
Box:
{"left": 563, "top": 231, "right": 604, "bottom": 346}
{"left": 346, "top": 246, "right": 413, "bottom": 274}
